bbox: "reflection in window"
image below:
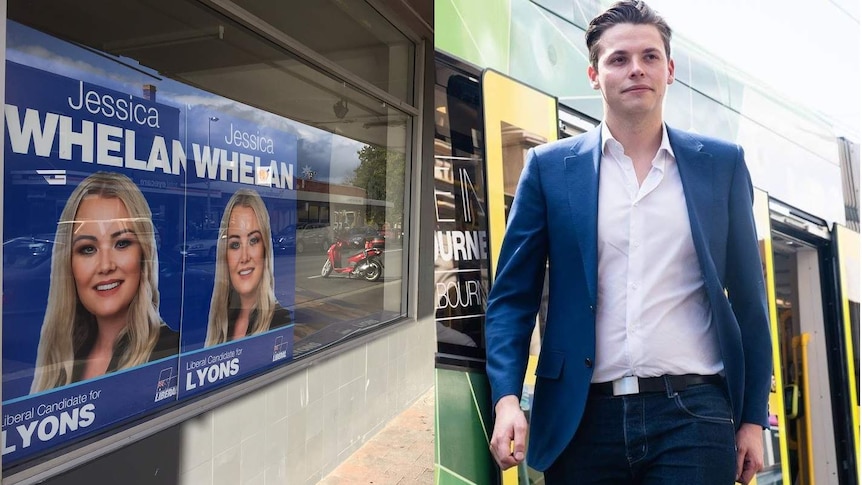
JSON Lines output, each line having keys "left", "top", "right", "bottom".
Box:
{"left": 229, "top": 0, "right": 415, "bottom": 104}
{"left": 433, "top": 58, "right": 490, "bottom": 357}
{"left": 6, "top": 0, "right": 410, "bottom": 368}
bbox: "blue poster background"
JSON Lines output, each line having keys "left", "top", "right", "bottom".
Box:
{"left": 2, "top": 59, "right": 298, "bottom": 464}
{"left": 177, "top": 106, "right": 297, "bottom": 353}
{"left": 2, "top": 61, "right": 185, "bottom": 463}
{"left": 1, "top": 356, "right": 179, "bottom": 465}
{"left": 3, "top": 61, "right": 183, "bottom": 401}
{"left": 178, "top": 326, "right": 294, "bottom": 399}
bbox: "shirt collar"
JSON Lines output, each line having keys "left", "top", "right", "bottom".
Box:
{"left": 600, "top": 122, "right": 676, "bottom": 170}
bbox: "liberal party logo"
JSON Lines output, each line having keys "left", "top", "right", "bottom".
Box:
{"left": 272, "top": 336, "right": 288, "bottom": 362}
{"left": 154, "top": 367, "right": 178, "bottom": 402}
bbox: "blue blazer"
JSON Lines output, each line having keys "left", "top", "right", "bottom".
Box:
{"left": 484, "top": 125, "right": 772, "bottom": 471}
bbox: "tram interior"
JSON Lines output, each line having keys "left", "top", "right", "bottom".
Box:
{"left": 771, "top": 231, "right": 836, "bottom": 485}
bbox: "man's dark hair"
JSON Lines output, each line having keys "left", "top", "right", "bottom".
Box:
{"left": 585, "top": 1, "right": 672, "bottom": 70}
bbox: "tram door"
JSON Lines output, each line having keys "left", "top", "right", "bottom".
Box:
{"left": 432, "top": 57, "right": 558, "bottom": 485}
{"left": 753, "top": 191, "right": 791, "bottom": 485}
{"left": 433, "top": 54, "right": 498, "bottom": 485}
{"left": 482, "top": 68, "right": 558, "bottom": 485}
{"left": 765, "top": 198, "right": 859, "bottom": 485}
{"left": 832, "top": 225, "right": 860, "bottom": 485}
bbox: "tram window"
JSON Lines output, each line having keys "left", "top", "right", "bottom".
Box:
{"left": 434, "top": 60, "right": 489, "bottom": 357}
{"left": 500, "top": 120, "right": 548, "bottom": 219}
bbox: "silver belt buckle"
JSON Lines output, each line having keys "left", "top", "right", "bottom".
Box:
{"left": 612, "top": 376, "right": 640, "bottom": 396}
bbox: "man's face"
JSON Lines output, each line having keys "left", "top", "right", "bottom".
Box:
{"left": 587, "top": 23, "right": 674, "bottom": 122}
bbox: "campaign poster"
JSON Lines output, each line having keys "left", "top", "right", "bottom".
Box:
{"left": 175, "top": 106, "right": 296, "bottom": 399}
{"left": 2, "top": 61, "right": 183, "bottom": 464}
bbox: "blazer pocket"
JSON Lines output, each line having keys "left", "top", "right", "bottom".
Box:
{"left": 535, "top": 351, "right": 565, "bottom": 380}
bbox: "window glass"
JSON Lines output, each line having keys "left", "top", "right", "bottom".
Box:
{"left": 434, "top": 57, "right": 489, "bottom": 357}
{"left": 3, "top": 0, "right": 410, "bottom": 467}
{"left": 687, "top": 53, "right": 727, "bottom": 105}
{"left": 511, "top": 0, "right": 599, "bottom": 120}
{"left": 230, "top": 0, "right": 415, "bottom": 105}
{"left": 530, "top": 0, "right": 576, "bottom": 22}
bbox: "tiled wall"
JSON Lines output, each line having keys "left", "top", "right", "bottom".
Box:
{"left": 178, "top": 315, "right": 436, "bottom": 485}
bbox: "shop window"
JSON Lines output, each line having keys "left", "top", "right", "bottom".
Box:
{"left": 3, "top": 0, "right": 411, "bottom": 468}
{"left": 230, "top": 0, "right": 415, "bottom": 104}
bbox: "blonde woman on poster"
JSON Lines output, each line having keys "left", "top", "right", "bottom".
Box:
{"left": 31, "top": 171, "right": 178, "bottom": 393}
{"left": 205, "top": 189, "right": 291, "bottom": 346}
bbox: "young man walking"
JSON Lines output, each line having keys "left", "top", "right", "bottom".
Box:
{"left": 485, "top": 2, "right": 771, "bottom": 483}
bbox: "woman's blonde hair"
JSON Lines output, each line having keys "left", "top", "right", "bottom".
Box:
{"left": 205, "top": 189, "right": 276, "bottom": 346}
{"left": 31, "top": 172, "right": 161, "bottom": 393}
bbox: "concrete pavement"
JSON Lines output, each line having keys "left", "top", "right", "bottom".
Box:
{"left": 318, "top": 387, "right": 435, "bottom": 484}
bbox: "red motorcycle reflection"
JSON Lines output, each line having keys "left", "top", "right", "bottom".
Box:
{"left": 321, "top": 238, "right": 383, "bottom": 282}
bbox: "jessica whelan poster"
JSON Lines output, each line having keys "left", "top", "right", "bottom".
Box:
{"left": 176, "top": 106, "right": 296, "bottom": 399}
{"left": 1, "top": 60, "right": 297, "bottom": 464}
{"left": 2, "top": 61, "right": 184, "bottom": 464}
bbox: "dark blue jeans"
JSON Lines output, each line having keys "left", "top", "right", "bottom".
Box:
{"left": 544, "top": 382, "right": 737, "bottom": 484}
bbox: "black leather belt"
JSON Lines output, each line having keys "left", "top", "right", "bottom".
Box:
{"left": 590, "top": 374, "right": 724, "bottom": 396}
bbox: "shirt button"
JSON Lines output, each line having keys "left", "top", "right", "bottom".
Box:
{"left": 631, "top": 283, "right": 638, "bottom": 290}
{"left": 585, "top": 358, "right": 593, "bottom": 368}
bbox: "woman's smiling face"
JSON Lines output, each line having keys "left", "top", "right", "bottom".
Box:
{"left": 71, "top": 195, "right": 142, "bottom": 326}
{"left": 226, "top": 205, "right": 264, "bottom": 306}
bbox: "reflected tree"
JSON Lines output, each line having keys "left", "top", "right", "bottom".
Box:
{"left": 348, "top": 145, "right": 405, "bottom": 226}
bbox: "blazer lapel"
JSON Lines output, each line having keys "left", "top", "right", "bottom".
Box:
{"left": 564, "top": 127, "right": 601, "bottom": 306}
{"left": 668, "top": 127, "right": 715, "bottom": 275}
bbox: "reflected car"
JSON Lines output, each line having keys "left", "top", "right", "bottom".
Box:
{"left": 296, "top": 223, "right": 332, "bottom": 253}
{"left": 378, "top": 224, "right": 403, "bottom": 244}
{"left": 4, "top": 235, "right": 54, "bottom": 269}
{"left": 273, "top": 225, "right": 297, "bottom": 253}
{"left": 346, "top": 226, "right": 385, "bottom": 249}
{"left": 175, "top": 229, "right": 221, "bottom": 260}
{"left": 3, "top": 235, "right": 55, "bottom": 303}
{"left": 275, "top": 223, "right": 333, "bottom": 254}
{"left": 3, "top": 236, "right": 58, "bottom": 399}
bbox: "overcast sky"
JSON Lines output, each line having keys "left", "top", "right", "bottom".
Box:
{"left": 648, "top": 0, "right": 860, "bottom": 140}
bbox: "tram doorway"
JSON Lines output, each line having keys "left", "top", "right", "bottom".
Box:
{"left": 764, "top": 197, "right": 859, "bottom": 485}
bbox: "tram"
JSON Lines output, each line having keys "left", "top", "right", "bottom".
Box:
{"left": 433, "top": 47, "right": 860, "bottom": 485}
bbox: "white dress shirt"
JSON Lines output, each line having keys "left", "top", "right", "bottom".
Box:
{"left": 592, "top": 123, "right": 723, "bottom": 383}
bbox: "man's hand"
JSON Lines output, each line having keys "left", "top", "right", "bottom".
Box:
{"left": 489, "top": 395, "right": 528, "bottom": 470}
{"left": 735, "top": 423, "right": 764, "bottom": 484}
